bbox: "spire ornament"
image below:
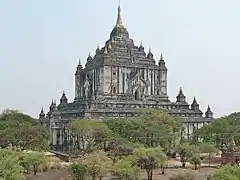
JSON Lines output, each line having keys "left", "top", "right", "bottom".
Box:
{"left": 116, "top": 4, "right": 123, "bottom": 27}
{"left": 78, "top": 58, "right": 82, "bottom": 66}
{"left": 176, "top": 87, "right": 186, "bottom": 103}
{"left": 160, "top": 53, "right": 163, "bottom": 60}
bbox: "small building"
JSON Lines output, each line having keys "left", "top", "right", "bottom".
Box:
{"left": 221, "top": 137, "right": 240, "bottom": 165}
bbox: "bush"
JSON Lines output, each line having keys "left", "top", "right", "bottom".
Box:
{"left": 68, "top": 163, "right": 86, "bottom": 180}
{"left": 170, "top": 171, "right": 195, "bottom": 180}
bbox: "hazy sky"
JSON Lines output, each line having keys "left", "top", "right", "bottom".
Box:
{"left": 0, "top": 0, "right": 239, "bottom": 118}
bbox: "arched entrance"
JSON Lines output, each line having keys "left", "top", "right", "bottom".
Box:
{"left": 135, "top": 90, "right": 140, "bottom": 100}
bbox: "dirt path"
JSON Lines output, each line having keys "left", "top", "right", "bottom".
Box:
{"left": 27, "top": 170, "right": 70, "bottom": 180}
{"left": 27, "top": 168, "right": 214, "bottom": 180}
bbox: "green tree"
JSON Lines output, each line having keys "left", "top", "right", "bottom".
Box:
{"left": 84, "top": 150, "right": 112, "bottom": 180}
{"left": 69, "top": 119, "right": 112, "bottom": 155}
{"left": 194, "top": 112, "right": 240, "bottom": 151}
{"left": 199, "top": 143, "right": 218, "bottom": 167}
{"left": 0, "top": 110, "right": 49, "bottom": 151}
{"left": 0, "top": 149, "right": 24, "bottom": 180}
{"left": 212, "top": 165, "right": 240, "bottom": 180}
{"left": 113, "top": 156, "right": 140, "bottom": 180}
{"left": 21, "top": 152, "right": 49, "bottom": 175}
{"left": 104, "top": 109, "right": 181, "bottom": 154}
{"left": 107, "top": 137, "right": 134, "bottom": 164}
{"left": 133, "top": 146, "right": 167, "bottom": 180}
{"left": 189, "top": 155, "right": 201, "bottom": 170}
{"left": 104, "top": 118, "right": 143, "bottom": 143}
{"left": 68, "top": 163, "right": 87, "bottom": 180}
{"left": 176, "top": 143, "right": 198, "bottom": 168}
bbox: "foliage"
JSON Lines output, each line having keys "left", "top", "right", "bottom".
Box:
{"left": 113, "top": 156, "right": 140, "bottom": 180}
{"left": 212, "top": 165, "right": 240, "bottom": 180}
{"left": 133, "top": 146, "right": 167, "bottom": 180}
{"left": 169, "top": 170, "right": 195, "bottom": 180}
{"left": 0, "top": 109, "right": 49, "bottom": 151}
{"left": 0, "top": 149, "right": 24, "bottom": 180}
{"left": 176, "top": 143, "right": 199, "bottom": 168}
{"left": 20, "top": 151, "right": 49, "bottom": 175}
{"left": 83, "top": 150, "right": 112, "bottom": 180}
{"left": 68, "top": 119, "right": 112, "bottom": 155}
{"left": 106, "top": 137, "right": 135, "bottom": 164}
{"left": 199, "top": 143, "right": 217, "bottom": 154}
{"left": 0, "top": 148, "right": 49, "bottom": 179}
{"left": 194, "top": 112, "right": 240, "bottom": 151}
{"left": 104, "top": 118, "right": 143, "bottom": 143}
{"left": 68, "top": 163, "right": 87, "bottom": 180}
{"left": 189, "top": 155, "right": 201, "bottom": 170}
{"left": 199, "top": 143, "right": 218, "bottom": 167}
{"left": 104, "top": 109, "right": 181, "bottom": 154}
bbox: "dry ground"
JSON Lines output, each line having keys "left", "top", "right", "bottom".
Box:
{"left": 27, "top": 156, "right": 221, "bottom": 180}
{"left": 27, "top": 168, "right": 215, "bottom": 180}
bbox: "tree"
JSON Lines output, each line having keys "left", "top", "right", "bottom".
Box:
{"left": 138, "top": 109, "right": 181, "bottom": 152}
{"left": 68, "top": 163, "right": 87, "bottom": 180}
{"left": 0, "top": 149, "right": 24, "bottom": 180}
{"left": 104, "top": 109, "right": 181, "bottom": 154}
{"left": 84, "top": 150, "right": 112, "bottom": 180}
{"left": 189, "top": 155, "right": 201, "bottom": 170}
{"left": 133, "top": 146, "right": 167, "bottom": 180}
{"left": 106, "top": 137, "right": 134, "bottom": 164}
{"left": 194, "top": 112, "right": 240, "bottom": 151}
{"left": 104, "top": 118, "right": 143, "bottom": 143}
{"left": 212, "top": 165, "right": 240, "bottom": 180}
{"left": 113, "top": 156, "right": 140, "bottom": 180}
{"left": 0, "top": 110, "right": 49, "bottom": 151}
{"left": 69, "top": 119, "right": 112, "bottom": 155}
{"left": 199, "top": 143, "right": 218, "bottom": 167}
{"left": 176, "top": 143, "right": 198, "bottom": 168}
{"left": 20, "top": 152, "right": 49, "bottom": 175}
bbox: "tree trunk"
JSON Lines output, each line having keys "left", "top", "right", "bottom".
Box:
{"left": 33, "top": 166, "right": 37, "bottom": 175}
{"left": 150, "top": 133, "right": 154, "bottom": 147}
{"left": 208, "top": 153, "right": 211, "bottom": 167}
{"left": 146, "top": 169, "right": 153, "bottom": 180}
{"left": 146, "top": 170, "right": 150, "bottom": 180}
{"left": 161, "top": 165, "right": 165, "bottom": 174}
{"left": 150, "top": 170, "right": 153, "bottom": 180}
{"left": 103, "top": 141, "right": 106, "bottom": 151}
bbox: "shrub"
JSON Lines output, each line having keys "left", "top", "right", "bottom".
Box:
{"left": 68, "top": 163, "right": 86, "bottom": 180}
{"left": 170, "top": 171, "right": 195, "bottom": 180}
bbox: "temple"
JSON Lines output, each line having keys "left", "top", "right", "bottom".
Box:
{"left": 39, "top": 5, "right": 214, "bottom": 148}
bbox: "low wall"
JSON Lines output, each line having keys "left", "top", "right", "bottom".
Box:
{"left": 50, "top": 151, "right": 70, "bottom": 162}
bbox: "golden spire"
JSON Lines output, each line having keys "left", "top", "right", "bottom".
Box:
{"left": 116, "top": 3, "right": 123, "bottom": 27}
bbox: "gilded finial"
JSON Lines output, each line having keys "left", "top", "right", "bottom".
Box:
{"left": 149, "top": 47, "right": 151, "bottom": 53}
{"left": 160, "top": 53, "right": 163, "bottom": 60}
{"left": 180, "top": 87, "right": 183, "bottom": 93}
{"left": 78, "top": 58, "right": 82, "bottom": 66}
{"left": 40, "top": 106, "right": 44, "bottom": 113}
{"left": 116, "top": 3, "right": 123, "bottom": 27}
